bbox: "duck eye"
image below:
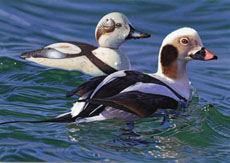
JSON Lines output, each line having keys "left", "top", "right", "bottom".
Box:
{"left": 115, "top": 23, "right": 122, "bottom": 28}
{"left": 180, "top": 38, "right": 189, "bottom": 45}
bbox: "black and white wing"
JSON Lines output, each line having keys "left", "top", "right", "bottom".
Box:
{"left": 72, "top": 70, "right": 187, "bottom": 119}
{"left": 66, "top": 75, "right": 107, "bottom": 97}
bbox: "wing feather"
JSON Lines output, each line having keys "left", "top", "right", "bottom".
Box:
{"left": 89, "top": 91, "right": 178, "bottom": 118}
{"left": 66, "top": 75, "right": 107, "bottom": 97}
{"left": 71, "top": 70, "right": 185, "bottom": 119}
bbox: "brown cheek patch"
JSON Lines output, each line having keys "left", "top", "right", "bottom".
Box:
{"left": 96, "top": 27, "right": 104, "bottom": 42}
{"left": 96, "top": 19, "right": 116, "bottom": 42}
{"left": 160, "top": 45, "right": 178, "bottom": 79}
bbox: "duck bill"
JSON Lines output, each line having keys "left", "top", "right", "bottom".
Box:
{"left": 126, "top": 25, "right": 151, "bottom": 40}
{"left": 190, "top": 47, "right": 218, "bottom": 61}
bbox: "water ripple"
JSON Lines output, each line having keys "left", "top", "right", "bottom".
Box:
{"left": 0, "top": 0, "right": 229, "bottom": 162}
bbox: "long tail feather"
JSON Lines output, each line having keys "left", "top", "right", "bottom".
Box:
{"left": 0, "top": 112, "right": 75, "bottom": 125}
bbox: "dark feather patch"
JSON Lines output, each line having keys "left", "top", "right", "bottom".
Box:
{"left": 88, "top": 91, "right": 178, "bottom": 118}
{"left": 94, "top": 71, "right": 186, "bottom": 101}
{"left": 160, "top": 45, "right": 178, "bottom": 67}
{"left": 20, "top": 48, "right": 54, "bottom": 59}
{"left": 85, "top": 52, "right": 117, "bottom": 75}
{"left": 160, "top": 45, "right": 179, "bottom": 79}
{"left": 66, "top": 75, "right": 107, "bottom": 97}
{"left": 20, "top": 42, "right": 97, "bottom": 59}
{"left": 65, "top": 42, "right": 117, "bottom": 75}
{"left": 0, "top": 112, "right": 75, "bottom": 125}
{"left": 73, "top": 70, "right": 186, "bottom": 120}
{"left": 76, "top": 103, "right": 103, "bottom": 118}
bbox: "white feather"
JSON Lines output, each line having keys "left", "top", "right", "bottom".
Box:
{"left": 71, "top": 91, "right": 91, "bottom": 117}
{"left": 89, "top": 70, "right": 126, "bottom": 99}
{"left": 45, "top": 49, "right": 64, "bottom": 59}
{"left": 121, "top": 82, "right": 180, "bottom": 101}
{"left": 71, "top": 101, "right": 86, "bottom": 117}
{"left": 45, "top": 42, "right": 82, "bottom": 54}
{"left": 56, "top": 112, "right": 71, "bottom": 118}
{"left": 75, "top": 114, "right": 106, "bottom": 123}
{"left": 161, "top": 27, "right": 203, "bottom": 47}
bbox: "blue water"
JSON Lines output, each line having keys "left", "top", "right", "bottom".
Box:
{"left": 0, "top": 0, "right": 229, "bottom": 162}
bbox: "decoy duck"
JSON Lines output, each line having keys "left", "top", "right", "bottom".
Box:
{"left": 20, "top": 12, "right": 150, "bottom": 76}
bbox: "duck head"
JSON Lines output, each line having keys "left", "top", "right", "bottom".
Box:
{"left": 95, "top": 12, "right": 150, "bottom": 49}
{"left": 157, "top": 27, "right": 218, "bottom": 79}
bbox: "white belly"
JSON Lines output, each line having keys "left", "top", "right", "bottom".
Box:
{"left": 27, "top": 56, "right": 105, "bottom": 76}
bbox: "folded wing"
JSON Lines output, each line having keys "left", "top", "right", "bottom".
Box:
{"left": 71, "top": 70, "right": 185, "bottom": 120}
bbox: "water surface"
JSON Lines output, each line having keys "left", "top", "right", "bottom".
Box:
{"left": 0, "top": 0, "right": 229, "bottom": 162}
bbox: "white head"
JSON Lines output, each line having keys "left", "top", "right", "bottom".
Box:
{"left": 157, "top": 27, "right": 217, "bottom": 79}
{"left": 95, "top": 12, "right": 150, "bottom": 49}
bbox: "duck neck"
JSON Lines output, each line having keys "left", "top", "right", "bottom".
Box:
{"left": 98, "top": 37, "right": 125, "bottom": 49}
{"left": 93, "top": 47, "right": 130, "bottom": 70}
{"left": 95, "top": 47, "right": 122, "bottom": 56}
{"left": 157, "top": 58, "right": 190, "bottom": 99}
{"left": 157, "top": 58, "right": 188, "bottom": 78}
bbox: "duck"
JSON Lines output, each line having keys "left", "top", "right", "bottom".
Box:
{"left": 0, "top": 27, "right": 217, "bottom": 125}
{"left": 20, "top": 12, "right": 150, "bottom": 76}
{"left": 59, "top": 27, "right": 218, "bottom": 123}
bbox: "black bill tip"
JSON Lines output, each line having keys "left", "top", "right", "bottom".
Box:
{"left": 20, "top": 52, "right": 30, "bottom": 59}
{"left": 212, "top": 55, "right": 218, "bottom": 60}
{"left": 190, "top": 47, "right": 218, "bottom": 61}
{"left": 126, "top": 25, "right": 151, "bottom": 40}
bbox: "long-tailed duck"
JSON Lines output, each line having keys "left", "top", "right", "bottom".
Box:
{"left": 61, "top": 27, "right": 218, "bottom": 123}
{"left": 0, "top": 27, "right": 217, "bottom": 125}
{"left": 20, "top": 12, "right": 150, "bottom": 76}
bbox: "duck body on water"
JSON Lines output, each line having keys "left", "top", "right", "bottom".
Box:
{"left": 20, "top": 12, "right": 150, "bottom": 76}
{"left": 0, "top": 27, "right": 217, "bottom": 126}
{"left": 63, "top": 27, "right": 218, "bottom": 123}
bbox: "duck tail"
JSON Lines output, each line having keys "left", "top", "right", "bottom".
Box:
{"left": 0, "top": 112, "right": 75, "bottom": 125}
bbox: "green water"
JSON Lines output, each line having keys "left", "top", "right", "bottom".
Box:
{"left": 0, "top": 0, "right": 229, "bottom": 162}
